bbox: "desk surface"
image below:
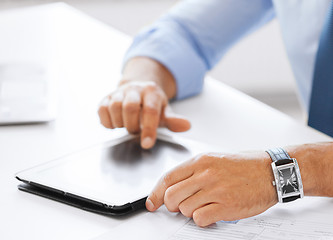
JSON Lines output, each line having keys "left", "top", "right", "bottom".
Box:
{"left": 0, "top": 3, "right": 331, "bottom": 240}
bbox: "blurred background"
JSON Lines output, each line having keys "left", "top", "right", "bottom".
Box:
{"left": 0, "top": 0, "right": 304, "bottom": 123}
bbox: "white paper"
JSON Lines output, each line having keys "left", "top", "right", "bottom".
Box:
{"left": 170, "top": 216, "right": 333, "bottom": 240}
{"left": 170, "top": 197, "right": 333, "bottom": 240}
{"left": 92, "top": 198, "right": 333, "bottom": 240}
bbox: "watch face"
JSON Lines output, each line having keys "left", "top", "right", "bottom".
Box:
{"left": 278, "top": 166, "right": 299, "bottom": 195}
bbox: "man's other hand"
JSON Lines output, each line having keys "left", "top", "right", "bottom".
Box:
{"left": 145, "top": 152, "right": 278, "bottom": 227}
{"left": 98, "top": 57, "right": 191, "bottom": 149}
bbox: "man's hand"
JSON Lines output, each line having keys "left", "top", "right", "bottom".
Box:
{"left": 98, "top": 57, "right": 191, "bottom": 149}
{"left": 145, "top": 152, "right": 278, "bottom": 227}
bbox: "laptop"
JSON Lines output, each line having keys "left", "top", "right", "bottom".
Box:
{"left": 0, "top": 63, "right": 57, "bottom": 125}
{"left": 16, "top": 134, "right": 217, "bottom": 216}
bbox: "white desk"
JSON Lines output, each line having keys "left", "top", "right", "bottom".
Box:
{"left": 0, "top": 4, "right": 332, "bottom": 240}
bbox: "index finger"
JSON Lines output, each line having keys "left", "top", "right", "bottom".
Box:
{"left": 140, "top": 91, "right": 163, "bottom": 149}
{"left": 146, "top": 161, "right": 194, "bottom": 212}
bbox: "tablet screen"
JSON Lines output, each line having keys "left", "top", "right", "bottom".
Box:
{"left": 17, "top": 135, "right": 206, "bottom": 206}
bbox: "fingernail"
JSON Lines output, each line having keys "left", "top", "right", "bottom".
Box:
{"left": 146, "top": 198, "right": 155, "bottom": 211}
{"left": 142, "top": 137, "right": 153, "bottom": 149}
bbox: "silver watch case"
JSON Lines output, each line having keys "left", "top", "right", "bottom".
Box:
{"left": 271, "top": 158, "right": 304, "bottom": 203}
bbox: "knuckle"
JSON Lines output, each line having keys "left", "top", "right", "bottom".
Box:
{"left": 98, "top": 105, "right": 108, "bottom": 117}
{"left": 100, "top": 120, "right": 111, "bottom": 129}
{"left": 109, "top": 100, "right": 122, "bottom": 112}
{"left": 197, "top": 170, "right": 212, "bottom": 184}
{"left": 179, "top": 204, "right": 193, "bottom": 218}
{"left": 193, "top": 211, "right": 207, "bottom": 227}
{"left": 193, "top": 153, "right": 221, "bottom": 169}
{"left": 145, "top": 84, "right": 165, "bottom": 98}
{"left": 123, "top": 102, "right": 140, "bottom": 114}
{"left": 114, "top": 123, "right": 124, "bottom": 128}
{"left": 142, "top": 126, "right": 156, "bottom": 134}
{"left": 98, "top": 107, "right": 112, "bottom": 128}
{"left": 143, "top": 105, "right": 159, "bottom": 116}
{"left": 192, "top": 156, "right": 216, "bottom": 176}
{"left": 148, "top": 192, "right": 158, "bottom": 204}
{"left": 162, "top": 173, "right": 173, "bottom": 187}
{"left": 126, "top": 127, "right": 140, "bottom": 134}
{"left": 164, "top": 201, "right": 178, "bottom": 212}
{"left": 194, "top": 153, "right": 210, "bottom": 165}
{"left": 201, "top": 167, "right": 216, "bottom": 178}
{"left": 164, "top": 187, "right": 176, "bottom": 203}
{"left": 145, "top": 82, "right": 159, "bottom": 91}
{"left": 164, "top": 188, "right": 178, "bottom": 212}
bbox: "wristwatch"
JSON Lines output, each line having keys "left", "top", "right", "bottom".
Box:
{"left": 266, "top": 148, "right": 304, "bottom": 203}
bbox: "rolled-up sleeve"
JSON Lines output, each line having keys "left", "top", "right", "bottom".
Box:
{"left": 123, "top": 0, "right": 275, "bottom": 100}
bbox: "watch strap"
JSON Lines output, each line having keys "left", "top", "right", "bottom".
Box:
{"left": 266, "top": 147, "right": 293, "bottom": 166}
{"left": 283, "top": 195, "right": 301, "bottom": 203}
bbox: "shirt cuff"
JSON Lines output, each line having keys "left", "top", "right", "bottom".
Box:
{"left": 123, "top": 21, "right": 207, "bottom": 100}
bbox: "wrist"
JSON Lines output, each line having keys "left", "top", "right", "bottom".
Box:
{"left": 262, "top": 154, "right": 279, "bottom": 205}
{"left": 285, "top": 143, "right": 331, "bottom": 197}
{"left": 121, "top": 57, "right": 176, "bottom": 99}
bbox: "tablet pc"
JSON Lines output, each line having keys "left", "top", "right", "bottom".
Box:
{"left": 16, "top": 134, "right": 216, "bottom": 216}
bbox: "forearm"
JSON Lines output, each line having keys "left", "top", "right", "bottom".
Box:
{"left": 122, "top": 0, "right": 275, "bottom": 101}
{"left": 121, "top": 57, "right": 176, "bottom": 100}
{"left": 285, "top": 142, "right": 333, "bottom": 197}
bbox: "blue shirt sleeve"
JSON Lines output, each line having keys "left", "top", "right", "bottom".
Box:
{"left": 123, "top": 0, "right": 275, "bottom": 100}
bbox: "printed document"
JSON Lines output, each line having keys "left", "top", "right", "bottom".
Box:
{"left": 92, "top": 197, "right": 333, "bottom": 240}
{"left": 170, "top": 216, "right": 333, "bottom": 240}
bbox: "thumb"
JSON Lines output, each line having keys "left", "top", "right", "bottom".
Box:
{"left": 161, "top": 105, "right": 191, "bottom": 132}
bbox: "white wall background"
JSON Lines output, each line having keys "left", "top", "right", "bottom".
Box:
{"left": 0, "top": 0, "right": 304, "bottom": 122}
